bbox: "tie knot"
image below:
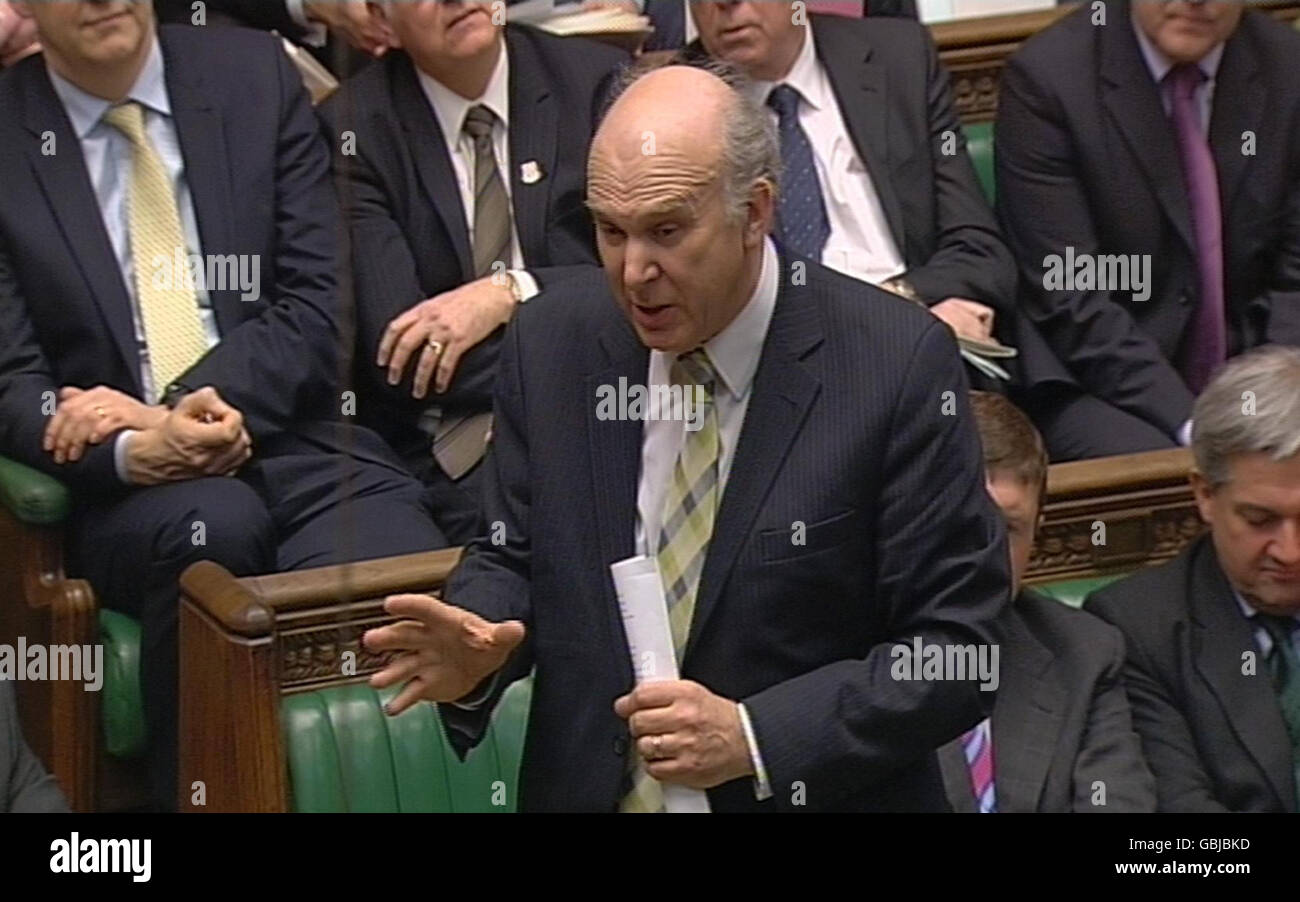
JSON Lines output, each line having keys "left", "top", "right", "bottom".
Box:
{"left": 1166, "top": 62, "right": 1206, "bottom": 100}
{"left": 1258, "top": 614, "right": 1298, "bottom": 657}
{"left": 463, "top": 104, "right": 497, "bottom": 141}
{"left": 102, "top": 100, "right": 147, "bottom": 144}
{"left": 766, "top": 84, "right": 802, "bottom": 120}
{"left": 672, "top": 349, "right": 717, "bottom": 394}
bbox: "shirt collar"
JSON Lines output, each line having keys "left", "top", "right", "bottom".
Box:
{"left": 417, "top": 37, "right": 510, "bottom": 151}
{"left": 1130, "top": 10, "right": 1225, "bottom": 86}
{"left": 696, "top": 237, "right": 779, "bottom": 402}
{"left": 47, "top": 31, "right": 170, "bottom": 139}
{"left": 753, "top": 24, "right": 825, "bottom": 113}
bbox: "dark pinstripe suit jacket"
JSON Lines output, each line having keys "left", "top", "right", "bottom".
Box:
{"left": 439, "top": 252, "right": 1010, "bottom": 811}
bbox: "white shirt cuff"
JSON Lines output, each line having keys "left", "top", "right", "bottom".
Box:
{"left": 737, "top": 702, "right": 773, "bottom": 802}
{"left": 508, "top": 269, "right": 541, "bottom": 303}
{"left": 113, "top": 430, "right": 139, "bottom": 484}
{"left": 451, "top": 670, "right": 502, "bottom": 711}
{"left": 285, "top": 0, "right": 328, "bottom": 47}
{"left": 1178, "top": 419, "right": 1194, "bottom": 447}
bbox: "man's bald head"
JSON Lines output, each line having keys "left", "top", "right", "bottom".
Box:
{"left": 585, "top": 62, "right": 779, "bottom": 354}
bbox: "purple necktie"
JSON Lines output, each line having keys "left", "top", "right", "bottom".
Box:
{"left": 1166, "top": 63, "right": 1226, "bottom": 394}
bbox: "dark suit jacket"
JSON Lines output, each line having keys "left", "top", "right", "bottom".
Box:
{"left": 439, "top": 255, "right": 1011, "bottom": 812}
{"left": 2, "top": 681, "right": 68, "bottom": 813}
{"left": 317, "top": 26, "right": 627, "bottom": 455}
{"left": 938, "top": 590, "right": 1155, "bottom": 812}
{"left": 1086, "top": 536, "right": 1299, "bottom": 812}
{"left": 997, "top": 0, "right": 1300, "bottom": 437}
{"left": 155, "top": 0, "right": 307, "bottom": 39}
{"left": 645, "top": 0, "right": 917, "bottom": 52}
{"left": 0, "top": 26, "right": 397, "bottom": 495}
{"left": 686, "top": 15, "right": 1015, "bottom": 312}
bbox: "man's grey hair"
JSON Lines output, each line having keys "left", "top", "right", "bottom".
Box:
{"left": 601, "top": 56, "right": 781, "bottom": 223}
{"left": 1192, "top": 345, "right": 1300, "bottom": 487}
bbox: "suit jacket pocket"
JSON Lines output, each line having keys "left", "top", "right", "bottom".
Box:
{"left": 759, "top": 509, "right": 859, "bottom": 564}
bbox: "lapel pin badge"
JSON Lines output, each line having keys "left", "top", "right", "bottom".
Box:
{"left": 521, "top": 160, "right": 544, "bottom": 185}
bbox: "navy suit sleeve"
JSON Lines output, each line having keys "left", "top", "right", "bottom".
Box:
{"left": 897, "top": 29, "right": 1016, "bottom": 312}
{"left": 995, "top": 54, "right": 1194, "bottom": 437}
{"left": 1070, "top": 620, "right": 1157, "bottom": 812}
{"left": 742, "top": 320, "right": 1010, "bottom": 805}
{"left": 0, "top": 236, "right": 121, "bottom": 492}
{"left": 1085, "top": 589, "right": 1231, "bottom": 812}
{"left": 437, "top": 312, "right": 536, "bottom": 756}
{"left": 177, "top": 44, "right": 344, "bottom": 433}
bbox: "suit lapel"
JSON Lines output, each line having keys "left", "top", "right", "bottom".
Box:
{"left": 1189, "top": 540, "right": 1296, "bottom": 810}
{"left": 162, "top": 37, "right": 239, "bottom": 333}
{"left": 19, "top": 64, "right": 141, "bottom": 393}
{"left": 812, "top": 17, "right": 906, "bottom": 255}
{"left": 936, "top": 742, "right": 977, "bottom": 813}
{"left": 393, "top": 55, "right": 475, "bottom": 281}
{"left": 506, "top": 28, "right": 557, "bottom": 266}
{"left": 587, "top": 316, "right": 648, "bottom": 669}
{"left": 1099, "top": 18, "right": 1196, "bottom": 253}
{"left": 1208, "top": 29, "right": 1261, "bottom": 223}
{"left": 684, "top": 259, "right": 824, "bottom": 658}
{"left": 991, "top": 605, "right": 1065, "bottom": 813}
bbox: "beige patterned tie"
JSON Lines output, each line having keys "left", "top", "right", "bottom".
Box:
{"left": 621, "top": 350, "right": 721, "bottom": 813}
{"left": 103, "top": 101, "right": 207, "bottom": 400}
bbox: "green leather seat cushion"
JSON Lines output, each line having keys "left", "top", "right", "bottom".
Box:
{"left": 1033, "top": 573, "right": 1128, "bottom": 609}
{"left": 99, "top": 609, "right": 147, "bottom": 759}
{"left": 0, "top": 455, "right": 71, "bottom": 526}
{"left": 282, "top": 677, "right": 532, "bottom": 813}
{"left": 964, "top": 119, "right": 995, "bottom": 206}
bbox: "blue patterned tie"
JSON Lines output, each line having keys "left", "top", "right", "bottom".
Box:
{"left": 767, "top": 84, "right": 830, "bottom": 260}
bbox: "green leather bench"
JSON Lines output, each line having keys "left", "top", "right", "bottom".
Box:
{"left": 964, "top": 119, "right": 996, "bottom": 206}
{"left": 282, "top": 678, "right": 532, "bottom": 813}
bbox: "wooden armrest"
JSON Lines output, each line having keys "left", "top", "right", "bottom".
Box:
{"left": 1046, "top": 447, "right": 1194, "bottom": 501}
{"left": 179, "top": 548, "right": 464, "bottom": 638}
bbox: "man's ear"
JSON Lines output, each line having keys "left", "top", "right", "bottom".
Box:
{"left": 745, "top": 179, "right": 775, "bottom": 248}
{"left": 1189, "top": 469, "right": 1217, "bottom": 526}
{"left": 366, "top": 1, "right": 401, "bottom": 49}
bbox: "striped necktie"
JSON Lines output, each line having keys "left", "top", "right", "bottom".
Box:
{"left": 962, "top": 718, "right": 997, "bottom": 813}
{"left": 102, "top": 101, "right": 208, "bottom": 400}
{"left": 621, "top": 350, "right": 721, "bottom": 813}
{"left": 1256, "top": 615, "right": 1300, "bottom": 801}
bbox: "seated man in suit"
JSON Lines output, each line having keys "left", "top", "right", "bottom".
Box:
{"left": 0, "top": 0, "right": 444, "bottom": 808}
{"left": 1087, "top": 346, "right": 1300, "bottom": 812}
{"left": 2, "top": 681, "right": 69, "bottom": 813}
{"left": 643, "top": 0, "right": 914, "bottom": 53}
{"left": 362, "top": 62, "right": 1010, "bottom": 812}
{"left": 684, "top": 2, "right": 1015, "bottom": 356}
{"left": 938, "top": 392, "right": 1155, "bottom": 812}
{"left": 997, "top": 0, "right": 1300, "bottom": 460}
{"left": 319, "top": 2, "right": 627, "bottom": 543}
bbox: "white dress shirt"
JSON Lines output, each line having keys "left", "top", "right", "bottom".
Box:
{"left": 46, "top": 36, "right": 220, "bottom": 482}
{"left": 750, "top": 25, "right": 907, "bottom": 287}
{"left": 633, "top": 237, "right": 781, "bottom": 801}
{"left": 416, "top": 42, "right": 539, "bottom": 299}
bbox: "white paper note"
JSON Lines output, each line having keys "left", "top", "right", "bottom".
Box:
{"left": 610, "top": 556, "right": 711, "bottom": 814}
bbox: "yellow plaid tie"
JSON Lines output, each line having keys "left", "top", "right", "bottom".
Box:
{"left": 621, "top": 350, "right": 720, "bottom": 813}
{"left": 102, "top": 101, "right": 208, "bottom": 400}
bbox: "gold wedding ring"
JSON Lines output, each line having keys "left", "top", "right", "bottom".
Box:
{"left": 427, "top": 339, "right": 444, "bottom": 357}
{"left": 94, "top": 405, "right": 107, "bottom": 419}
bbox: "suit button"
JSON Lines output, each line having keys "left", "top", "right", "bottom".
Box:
{"left": 613, "top": 736, "right": 627, "bottom": 756}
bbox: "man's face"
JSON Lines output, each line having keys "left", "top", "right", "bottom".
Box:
{"left": 691, "top": 1, "right": 804, "bottom": 82}
{"left": 16, "top": 0, "right": 152, "bottom": 68}
{"left": 587, "top": 138, "right": 768, "bottom": 354}
{"left": 1194, "top": 453, "right": 1300, "bottom": 616}
{"left": 1131, "top": 0, "right": 1243, "bottom": 64}
{"left": 383, "top": 0, "right": 499, "bottom": 61}
{"left": 986, "top": 470, "right": 1041, "bottom": 598}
